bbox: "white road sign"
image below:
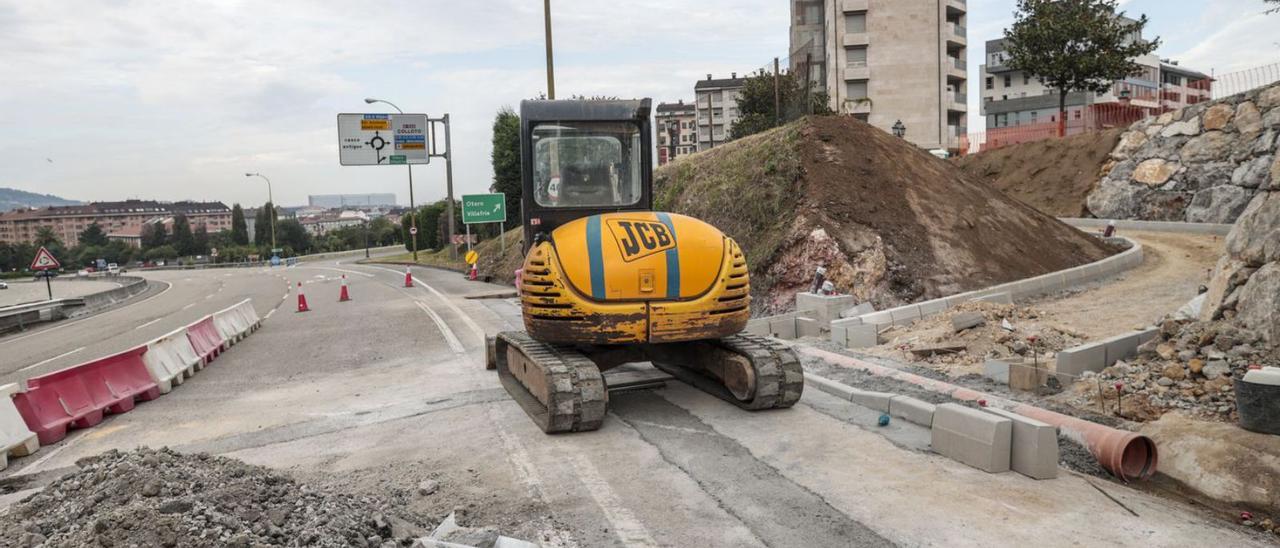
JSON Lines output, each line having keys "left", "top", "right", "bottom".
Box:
{"left": 337, "top": 113, "right": 431, "bottom": 166}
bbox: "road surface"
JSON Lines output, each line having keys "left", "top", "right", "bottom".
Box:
{"left": 0, "top": 254, "right": 1268, "bottom": 546}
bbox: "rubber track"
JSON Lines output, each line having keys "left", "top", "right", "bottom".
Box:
{"left": 654, "top": 333, "right": 804, "bottom": 410}
{"left": 496, "top": 331, "right": 607, "bottom": 433}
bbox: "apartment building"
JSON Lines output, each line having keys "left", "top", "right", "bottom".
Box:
{"left": 655, "top": 101, "right": 698, "bottom": 164}
{"left": 789, "top": 0, "right": 969, "bottom": 151}
{"left": 980, "top": 31, "right": 1210, "bottom": 130}
{"left": 0, "top": 200, "right": 231, "bottom": 246}
{"left": 694, "top": 74, "right": 746, "bottom": 151}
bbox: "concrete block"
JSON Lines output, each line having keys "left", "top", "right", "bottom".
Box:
{"left": 982, "top": 408, "right": 1059, "bottom": 479}
{"left": 931, "top": 403, "right": 1012, "bottom": 473}
{"left": 850, "top": 390, "right": 893, "bottom": 413}
{"left": 983, "top": 359, "right": 1011, "bottom": 384}
{"left": 1102, "top": 327, "right": 1158, "bottom": 364}
{"left": 796, "top": 317, "right": 822, "bottom": 338}
{"left": 917, "top": 299, "right": 948, "bottom": 317}
{"left": 951, "top": 312, "right": 985, "bottom": 332}
{"left": 795, "top": 292, "right": 855, "bottom": 326}
{"left": 839, "top": 302, "right": 875, "bottom": 318}
{"left": 745, "top": 317, "right": 771, "bottom": 336}
{"left": 972, "top": 292, "right": 1013, "bottom": 305}
{"left": 804, "top": 374, "right": 856, "bottom": 401}
{"left": 845, "top": 323, "right": 879, "bottom": 348}
{"left": 888, "top": 396, "right": 936, "bottom": 427}
{"left": 768, "top": 317, "right": 797, "bottom": 340}
{"left": 1008, "top": 360, "right": 1050, "bottom": 392}
{"left": 1055, "top": 341, "right": 1107, "bottom": 384}
{"left": 830, "top": 325, "right": 848, "bottom": 346}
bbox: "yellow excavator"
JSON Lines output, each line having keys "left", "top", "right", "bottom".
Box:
{"left": 486, "top": 98, "right": 803, "bottom": 433}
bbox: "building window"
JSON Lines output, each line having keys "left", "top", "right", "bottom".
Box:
{"left": 846, "top": 46, "right": 867, "bottom": 68}
{"left": 1003, "top": 74, "right": 1012, "bottom": 88}
{"left": 1030, "top": 111, "right": 1038, "bottom": 122}
{"left": 845, "top": 12, "right": 866, "bottom": 33}
{"left": 985, "top": 77, "right": 993, "bottom": 90}
{"left": 846, "top": 80, "right": 868, "bottom": 100}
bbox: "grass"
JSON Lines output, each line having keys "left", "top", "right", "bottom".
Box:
{"left": 365, "top": 247, "right": 467, "bottom": 271}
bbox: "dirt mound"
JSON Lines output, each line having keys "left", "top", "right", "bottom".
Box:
{"left": 656, "top": 116, "right": 1117, "bottom": 314}
{"left": 953, "top": 129, "right": 1123, "bottom": 217}
{"left": 0, "top": 447, "right": 435, "bottom": 547}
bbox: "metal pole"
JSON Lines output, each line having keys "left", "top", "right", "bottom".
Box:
{"left": 544, "top": 0, "right": 556, "bottom": 99}
{"left": 408, "top": 163, "right": 418, "bottom": 262}
{"left": 774, "top": 57, "right": 781, "bottom": 125}
{"left": 500, "top": 222, "right": 505, "bottom": 255}
{"left": 364, "top": 220, "right": 370, "bottom": 259}
{"left": 444, "top": 114, "right": 457, "bottom": 259}
{"left": 266, "top": 177, "right": 276, "bottom": 255}
{"left": 45, "top": 274, "right": 52, "bottom": 300}
{"left": 465, "top": 224, "right": 472, "bottom": 253}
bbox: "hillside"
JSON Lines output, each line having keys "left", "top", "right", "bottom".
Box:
{"left": 0, "top": 187, "right": 80, "bottom": 211}
{"left": 655, "top": 116, "right": 1118, "bottom": 314}
{"left": 953, "top": 129, "right": 1123, "bottom": 217}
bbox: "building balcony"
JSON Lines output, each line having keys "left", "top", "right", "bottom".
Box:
{"left": 844, "top": 61, "right": 870, "bottom": 81}
{"left": 949, "top": 92, "right": 968, "bottom": 112}
{"left": 946, "top": 0, "right": 967, "bottom": 16}
{"left": 842, "top": 98, "right": 873, "bottom": 114}
{"left": 946, "top": 23, "right": 967, "bottom": 48}
{"left": 842, "top": 0, "right": 868, "bottom": 12}
{"left": 947, "top": 58, "right": 967, "bottom": 81}
{"left": 843, "top": 32, "right": 869, "bottom": 47}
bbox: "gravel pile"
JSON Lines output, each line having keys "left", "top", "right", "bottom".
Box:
{"left": 0, "top": 447, "right": 435, "bottom": 547}
{"left": 1066, "top": 318, "right": 1275, "bottom": 422}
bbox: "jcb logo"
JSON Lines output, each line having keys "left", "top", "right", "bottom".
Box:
{"left": 607, "top": 219, "right": 675, "bottom": 262}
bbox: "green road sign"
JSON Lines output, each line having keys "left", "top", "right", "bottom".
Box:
{"left": 461, "top": 193, "right": 506, "bottom": 224}
{"left": 389, "top": 155, "right": 407, "bottom": 165}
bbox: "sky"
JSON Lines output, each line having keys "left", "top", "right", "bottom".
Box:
{"left": 0, "top": 1, "right": 1276, "bottom": 208}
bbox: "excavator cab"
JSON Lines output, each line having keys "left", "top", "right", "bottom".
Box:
{"left": 518, "top": 99, "right": 653, "bottom": 252}
{"left": 487, "top": 98, "right": 803, "bottom": 434}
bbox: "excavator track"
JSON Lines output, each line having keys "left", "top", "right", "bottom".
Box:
{"left": 650, "top": 333, "right": 804, "bottom": 411}
{"left": 493, "top": 331, "right": 608, "bottom": 434}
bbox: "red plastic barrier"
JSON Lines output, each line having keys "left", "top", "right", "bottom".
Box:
{"left": 13, "top": 346, "right": 161, "bottom": 445}
{"left": 186, "top": 316, "right": 222, "bottom": 364}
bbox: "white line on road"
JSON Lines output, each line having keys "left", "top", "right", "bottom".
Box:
{"left": 19, "top": 346, "right": 85, "bottom": 372}
{"left": 181, "top": 303, "right": 195, "bottom": 310}
{"left": 363, "top": 265, "right": 488, "bottom": 343}
{"left": 264, "top": 309, "right": 276, "bottom": 320}
{"left": 204, "top": 294, "right": 214, "bottom": 300}
{"left": 134, "top": 318, "right": 163, "bottom": 330}
{"left": 415, "top": 300, "right": 466, "bottom": 354}
{"left": 566, "top": 453, "right": 658, "bottom": 547}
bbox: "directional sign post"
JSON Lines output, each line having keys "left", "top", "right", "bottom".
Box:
{"left": 30, "top": 246, "right": 60, "bottom": 300}
{"left": 337, "top": 114, "right": 431, "bottom": 166}
{"left": 461, "top": 193, "right": 507, "bottom": 255}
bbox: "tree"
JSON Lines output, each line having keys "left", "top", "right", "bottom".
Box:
{"left": 730, "top": 69, "right": 832, "bottom": 140}
{"left": 254, "top": 202, "right": 277, "bottom": 247}
{"left": 1268, "top": 0, "right": 1280, "bottom": 14}
{"left": 171, "top": 214, "right": 196, "bottom": 257}
{"left": 141, "top": 223, "right": 167, "bottom": 249}
{"left": 34, "top": 226, "right": 61, "bottom": 248}
{"left": 275, "top": 219, "right": 312, "bottom": 255}
{"left": 1004, "top": 0, "right": 1159, "bottom": 137}
{"left": 230, "top": 204, "right": 249, "bottom": 245}
{"left": 144, "top": 245, "right": 178, "bottom": 262}
{"left": 78, "top": 222, "right": 109, "bottom": 247}
{"left": 490, "top": 106, "right": 522, "bottom": 220}
{"left": 193, "top": 224, "right": 210, "bottom": 255}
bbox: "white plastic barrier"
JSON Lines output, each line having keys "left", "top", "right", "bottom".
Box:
{"left": 0, "top": 384, "right": 40, "bottom": 470}
{"left": 143, "top": 327, "right": 201, "bottom": 393}
{"left": 233, "top": 300, "right": 260, "bottom": 333}
{"left": 212, "top": 306, "right": 247, "bottom": 346}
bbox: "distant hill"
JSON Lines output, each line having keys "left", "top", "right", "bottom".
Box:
{"left": 0, "top": 187, "right": 81, "bottom": 212}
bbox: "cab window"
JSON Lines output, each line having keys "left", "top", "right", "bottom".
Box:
{"left": 532, "top": 121, "right": 643, "bottom": 208}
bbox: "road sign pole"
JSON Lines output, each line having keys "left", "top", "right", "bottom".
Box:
{"left": 500, "top": 222, "right": 505, "bottom": 255}
{"left": 408, "top": 163, "right": 418, "bottom": 262}
{"left": 465, "top": 224, "right": 472, "bottom": 253}
{"left": 443, "top": 114, "right": 457, "bottom": 260}
{"left": 45, "top": 275, "right": 52, "bottom": 301}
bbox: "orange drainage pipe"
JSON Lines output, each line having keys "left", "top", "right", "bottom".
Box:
{"left": 800, "top": 347, "right": 1158, "bottom": 482}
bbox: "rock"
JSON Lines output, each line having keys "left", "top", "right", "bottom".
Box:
{"left": 141, "top": 481, "right": 161, "bottom": 498}
{"left": 1188, "top": 359, "right": 1205, "bottom": 375}
{"left": 1157, "top": 377, "right": 1174, "bottom": 387}
{"left": 1112, "top": 130, "right": 1148, "bottom": 160}
{"left": 1181, "top": 131, "right": 1234, "bottom": 163}
{"left": 1232, "top": 156, "right": 1273, "bottom": 189}
{"left": 1236, "top": 262, "right": 1280, "bottom": 343}
{"left": 1182, "top": 161, "right": 1238, "bottom": 192}
{"left": 1203, "top": 360, "right": 1230, "bottom": 380}
{"left": 1226, "top": 192, "right": 1280, "bottom": 266}
{"left": 1162, "top": 364, "right": 1187, "bottom": 381}
{"left": 1159, "top": 319, "right": 1180, "bottom": 338}
{"left": 1161, "top": 118, "right": 1201, "bottom": 138}
{"left": 1260, "top": 86, "right": 1280, "bottom": 109}
{"left": 1155, "top": 343, "right": 1176, "bottom": 360}
{"left": 1201, "top": 257, "right": 1248, "bottom": 321}
{"left": 1236, "top": 101, "right": 1263, "bottom": 135}
{"left": 1185, "top": 185, "right": 1252, "bottom": 223}
{"left": 1133, "top": 159, "right": 1180, "bottom": 186}
{"left": 1086, "top": 178, "right": 1147, "bottom": 219}
{"left": 1201, "top": 103, "right": 1235, "bottom": 130}
{"left": 158, "top": 500, "right": 192, "bottom": 515}
{"left": 1141, "top": 191, "right": 1193, "bottom": 221}
{"left": 417, "top": 480, "right": 439, "bottom": 497}
{"left": 1272, "top": 155, "right": 1280, "bottom": 190}
{"left": 1213, "top": 334, "right": 1235, "bottom": 352}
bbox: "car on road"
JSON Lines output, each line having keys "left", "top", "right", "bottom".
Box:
{"left": 77, "top": 269, "right": 90, "bottom": 277}
{"left": 107, "top": 263, "right": 120, "bottom": 274}
{"left": 0, "top": 281, "right": 8, "bottom": 290}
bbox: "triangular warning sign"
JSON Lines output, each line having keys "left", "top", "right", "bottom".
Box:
{"left": 30, "top": 246, "right": 61, "bottom": 271}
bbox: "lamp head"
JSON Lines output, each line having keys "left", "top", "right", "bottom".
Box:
{"left": 364, "top": 98, "right": 378, "bottom": 104}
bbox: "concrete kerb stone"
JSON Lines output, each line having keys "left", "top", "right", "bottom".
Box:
{"left": 795, "top": 292, "right": 855, "bottom": 327}
{"left": 843, "top": 322, "right": 879, "bottom": 348}
{"left": 1055, "top": 341, "right": 1108, "bottom": 384}
{"left": 850, "top": 390, "right": 893, "bottom": 413}
{"left": 1059, "top": 217, "right": 1234, "bottom": 236}
{"left": 888, "top": 396, "right": 936, "bottom": 427}
{"left": 767, "top": 316, "right": 798, "bottom": 340}
{"left": 984, "top": 359, "right": 1011, "bottom": 384}
{"left": 931, "top": 403, "right": 1013, "bottom": 473}
{"left": 982, "top": 407, "right": 1059, "bottom": 480}
{"left": 804, "top": 373, "right": 857, "bottom": 401}
{"left": 0, "top": 383, "right": 40, "bottom": 470}
{"left": 973, "top": 292, "right": 1013, "bottom": 305}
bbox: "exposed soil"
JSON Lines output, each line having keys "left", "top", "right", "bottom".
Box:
{"left": 656, "top": 116, "right": 1118, "bottom": 315}
{"left": 954, "top": 129, "right": 1123, "bottom": 217}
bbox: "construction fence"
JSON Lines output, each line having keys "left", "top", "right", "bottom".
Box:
{"left": 958, "top": 61, "right": 1280, "bottom": 156}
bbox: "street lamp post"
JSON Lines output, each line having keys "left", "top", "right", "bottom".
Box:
{"left": 244, "top": 173, "right": 276, "bottom": 257}
{"left": 364, "top": 97, "right": 420, "bottom": 262}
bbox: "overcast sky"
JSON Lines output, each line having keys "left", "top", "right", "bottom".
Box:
{"left": 1, "top": 1, "right": 1276, "bottom": 208}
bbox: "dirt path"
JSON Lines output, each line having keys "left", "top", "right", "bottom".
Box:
{"left": 1027, "top": 230, "right": 1223, "bottom": 339}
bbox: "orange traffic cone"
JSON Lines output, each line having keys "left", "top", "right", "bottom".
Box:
{"left": 339, "top": 275, "right": 351, "bottom": 302}
{"left": 404, "top": 266, "right": 413, "bottom": 288}
{"left": 296, "top": 282, "right": 310, "bottom": 312}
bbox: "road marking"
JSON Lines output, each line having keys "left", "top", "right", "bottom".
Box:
{"left": 19, "top": 347, "right": 85, "bottom": 372}
{"left": 134, "top": 318, "right": 163, "bottom": 330}
{"left": 293, "top": 265, "right": 375, "bottom": 278}
{"left": 264, "top": 309, "right": 276, "bottom": 320}
{"left": 362, "top": 265, "right": 488, "bottom": 342}
{"left": 415, "top": 300, "right": 466, "bottom": 354}
{"left": 566, "top": 452, "right": 658, "bottom": 547}
{"left": 0, "top": 280, "right": 173, "bottom": 346}
{"left": 181, "top": 303, "right": 195, "bottom": 311}
{"left": 204, "top": 294, "right": 214, "bottom": 300}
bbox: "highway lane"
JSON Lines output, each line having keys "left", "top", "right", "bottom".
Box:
{"left": 0, "top": 256, "right": 1267, "bottom": 546}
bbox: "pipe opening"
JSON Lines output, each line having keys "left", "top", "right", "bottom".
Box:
{"left": 1119, "top": 435, "right": 1158, "bottom": 481}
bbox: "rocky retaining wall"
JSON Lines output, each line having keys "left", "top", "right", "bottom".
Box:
{"left": 1088, "top": 83, "right": 1279, "bottom": 223}
{"left": 1201, "top": 186, "right": 1280, "bottom": 345}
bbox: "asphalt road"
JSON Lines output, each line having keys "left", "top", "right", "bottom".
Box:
{"left": 0, "top": 278, "right": 125, "bottom": 308}
{"left": 0, "top": 255, "right": 1268, "bottom": 546}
